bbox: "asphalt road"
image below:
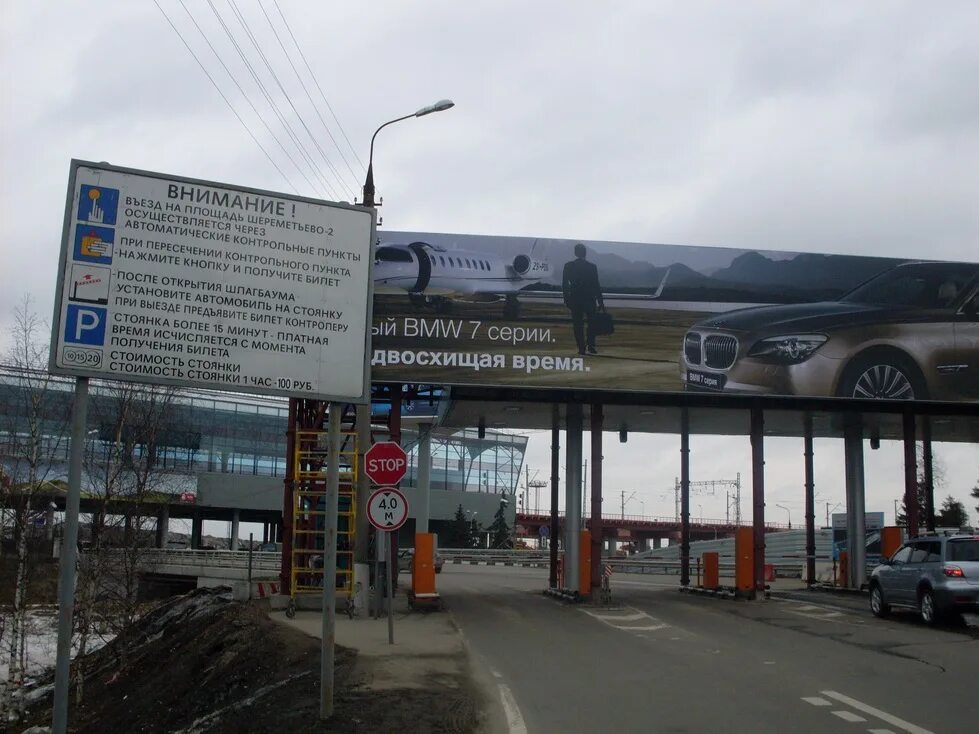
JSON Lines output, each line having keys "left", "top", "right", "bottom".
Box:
{"left": 439, "top": 564, "right": 979, "bottom": 734}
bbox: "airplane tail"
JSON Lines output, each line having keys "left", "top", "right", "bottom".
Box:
{"left": 651, "top": 267, "right": 671, "bottom": 298}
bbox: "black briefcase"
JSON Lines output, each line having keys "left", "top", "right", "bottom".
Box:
{"left": 592, "top": 311, "right": 615, "bottom": 336}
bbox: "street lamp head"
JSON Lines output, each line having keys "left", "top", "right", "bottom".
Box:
{"left": 415, "top": 99, "right": 455, "bottom": 117}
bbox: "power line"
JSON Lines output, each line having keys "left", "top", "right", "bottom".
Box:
{"left": 272, "top": 0, "right": 366, "bottom": 172}
{"left": 207, "top": 0, "right": 335, "bottom": 199}
{"left": 226, "top": 0, "right": 355, "bottom": 200}
{"left": 205, "top": 0, "right": 337, "bottom": 199}
{"left": 258, "top": 0, "right": 361, "bottom": 186}
{"left": 152, "top": 0, "right": 299, "bottom": 194}
{"left": 177, "top": 0, "right": 322, "bottom": 196}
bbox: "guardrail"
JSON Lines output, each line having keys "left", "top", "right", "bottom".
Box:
{"left": 133, "top": 549, "right": 282, "bottom": 572}
{"left": 436, "top": 549, "right": 806, "bottom": 577}
{"left": 515, "top": 513, "right": 791, "bottom": 529}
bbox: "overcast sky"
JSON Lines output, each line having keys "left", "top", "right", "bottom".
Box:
{"left": 1, "top": 1, "right": 976, "bottom": 528}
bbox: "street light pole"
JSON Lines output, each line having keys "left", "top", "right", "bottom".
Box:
{"left": 362, "top": 99, "right": 455, "bottom": 208}
{"left": 775, "top": 503, "right": 792, "bottom": 529}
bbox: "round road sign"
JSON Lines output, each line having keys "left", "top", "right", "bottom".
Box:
{"left": 364, "top": 441, "right": 408, "bottom": 486}
{"left": 367, "top": 487, "right": 410, "bottom": 532}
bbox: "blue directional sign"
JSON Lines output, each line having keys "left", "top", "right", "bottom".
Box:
{"left": 73, "top": 224, "right": 115, "bottom": 265}
{"left": 63, "top": 304, "right": 107, "bottom": 346}
{"left": 77, "top": 184, "right": 119, "bottom": 225}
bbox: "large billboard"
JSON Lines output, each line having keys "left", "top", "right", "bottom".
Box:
{"left": 370, "top": 232, "right": 979, "bottom": 402}
{"left": 50, "top": 161, "right": 375, "bottom": 402}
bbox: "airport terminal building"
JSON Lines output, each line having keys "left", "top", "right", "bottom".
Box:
{"left": 0, "top": 365, "right": 525, "bottom": 544}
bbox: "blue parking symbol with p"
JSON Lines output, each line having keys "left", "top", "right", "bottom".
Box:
{"left": 64, "top": 305, "right": 107, "bottom": 346}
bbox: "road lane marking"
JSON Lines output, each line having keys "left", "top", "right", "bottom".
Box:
{"left": 490, "top": 668, "right": 527, "bottom": 734}
{"left": 868, "top": 730, "right": 897, "bottom": 734}
{"left": 832, "top": 710, "right": 867, "bottom": 723}
{"left": 585, "top": 611, "right": 648, "bottom": 622}
{"left": 801, "top": 697, "right": 831, "bottom": 706}
{"left": 820, "top": 691, "right": 934, "bottom": 734}
{"left": 616, "top": 624, "right": 669, "bottom": 632}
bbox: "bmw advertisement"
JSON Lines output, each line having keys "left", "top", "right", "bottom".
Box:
{"left": 369, "top": 231, "right": 979, "bottom": 403}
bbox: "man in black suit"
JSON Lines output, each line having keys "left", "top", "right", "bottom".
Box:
{"left": 562, "top": 243, "right": 604, "bottom": 355}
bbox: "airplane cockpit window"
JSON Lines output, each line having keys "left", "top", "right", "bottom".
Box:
{"left": 375, "top": 248, "right": 412, "bottom": 263}
{"left": 439, "top": 256, "right": 446, "bottom": 266}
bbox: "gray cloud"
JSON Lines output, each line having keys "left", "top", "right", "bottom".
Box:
{"left": 2, "top": 1, "right": 977, "bottom": 511}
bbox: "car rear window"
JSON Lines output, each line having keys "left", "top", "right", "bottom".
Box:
{"left": 946, "top": 540, "right": 979, "bottom": 562}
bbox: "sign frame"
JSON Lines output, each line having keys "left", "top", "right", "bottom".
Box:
{"left": 49, "top": 159, "right": 376, "bottom": 404}
{"left": 367, "top": 486, "right": 410, "bottom": 532}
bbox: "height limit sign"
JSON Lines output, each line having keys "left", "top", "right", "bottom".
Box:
{"left": 367, "top": 487, "right": 409, "bottom": 532}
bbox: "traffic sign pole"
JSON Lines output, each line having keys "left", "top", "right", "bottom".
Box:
{"left": 366, "top": 486, "right": 409, "bottom": 645}
{"left": 386, "top": 531, "right": 394, "bottom": 644}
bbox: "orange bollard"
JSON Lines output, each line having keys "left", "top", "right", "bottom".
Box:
{"left": 703, "top": 552, "right": 719, "bottom": 589}
{"left": 735, "top": 527, "right": 753, "bottom": 592}
{"left": 412, "top": 532, "right": 437, "bottom": 599}
{"left": 880, "top": 527, "right": 902, "bottom": 560}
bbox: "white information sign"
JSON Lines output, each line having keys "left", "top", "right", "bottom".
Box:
{"left": 50, "top": 161, "right": 375, "bottom": 402}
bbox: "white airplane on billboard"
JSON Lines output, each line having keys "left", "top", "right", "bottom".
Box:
{"left": 372, "top": 240, "right": 550, "bottom": 318}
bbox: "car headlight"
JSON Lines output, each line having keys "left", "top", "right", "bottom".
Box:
{"left": 747, "top": 334, "right": 827, "bottom": 364}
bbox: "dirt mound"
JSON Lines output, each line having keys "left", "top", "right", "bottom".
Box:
{"left": 20, "top": 588, "right": 478, "bottom": 733}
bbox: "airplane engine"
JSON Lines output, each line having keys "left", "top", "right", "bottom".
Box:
{"left": 511, "top": 255, "right": 549, "bottom": 279}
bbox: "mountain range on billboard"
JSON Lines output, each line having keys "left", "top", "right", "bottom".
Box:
{"left": 539, "top": 243, "right": 902, "bottom": 303}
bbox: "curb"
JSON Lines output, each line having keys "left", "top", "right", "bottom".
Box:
{"left": 679, "top": 585, "right": 770, "bottom": 601}
{"left": 542, "top": 587, "right": 583, "bottom": 603}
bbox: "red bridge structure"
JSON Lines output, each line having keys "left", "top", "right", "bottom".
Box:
{"left": 515, "top": 511, "right": 789, "bottom": 551}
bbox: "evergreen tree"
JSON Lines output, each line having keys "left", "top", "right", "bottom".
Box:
{"left": 445, "top": 504, "right": 473, "bottom": 548}
{"left": 488, "top": 499, "right": 512, "bottom": 549}
{"left": 936, "top": 495, "right": 969, "bottom": 527}
{"left": 971, "top": 480, "right": 979, "bottom": 517}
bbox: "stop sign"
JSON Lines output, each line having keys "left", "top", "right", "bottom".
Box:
{"left": 364, "top": 441, "right": 408, "bottom": 485}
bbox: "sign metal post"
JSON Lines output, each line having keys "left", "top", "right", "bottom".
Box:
{"left": 367, "top": 486, "right": 409, "bottom": 645}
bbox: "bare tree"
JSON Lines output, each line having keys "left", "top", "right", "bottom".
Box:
{"left": 73, "top": 380, "right": 189, "bottom": 699}
{"left": 0, "top": 295, "right": 69, "bottom": 721}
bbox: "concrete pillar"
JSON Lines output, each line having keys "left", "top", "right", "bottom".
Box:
{"left": 155, "top": 505, "right": 169, "bottom": 548}
{"left": 221, "top": 449, "right": 230, "bottom": 473}
{"left": 416, "top": 423, "right": 432, "bottom": 534}
{"left": 191, "top": 513, "right": 203, "bottom": 549}
{"left": 750, "top": 407, "right": 766, "bottom": 595}
{"left": 922, "top": 417, "right": 935, "bottom": 532}
{"left": 902, "top": 412, "right": 918, "bottom": 535}
{"left": 589, "top": 404, "right": 604, "bottom": 594}
{"left": 262, "top": 523, "right": 269, "bottom": 544}
{"left": 230, "top": 509, "right": 240, "bottom": 551}
{"left": 565, "top": 403, "right": 583, "bottom": 591}
{"left": 549, "top": 405, "right": 560, "bottom": 589}
{"left": 844, "top": 416, "right": 867, "bottom": 589}
{"left": 680, "top": 409, "right": 691, "bottom": 586}
{"left": 605, "top": 538, "right": 615, "bottom": 554}
{"left": 804, "top": 416, "right": 815, "bottom": 586}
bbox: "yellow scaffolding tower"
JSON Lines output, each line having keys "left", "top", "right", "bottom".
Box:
{"left": 290, "top": 429, "right": 359, "bottom": 599}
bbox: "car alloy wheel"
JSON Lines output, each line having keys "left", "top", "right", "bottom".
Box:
{"left": 852, "top": 364, "right": 915, "bottom": 399}
{"left": 870, "top": 586, "right": 888, "bottom": 617}
{"left": 919, "top": 590, "right": 938, "bottom": 625}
